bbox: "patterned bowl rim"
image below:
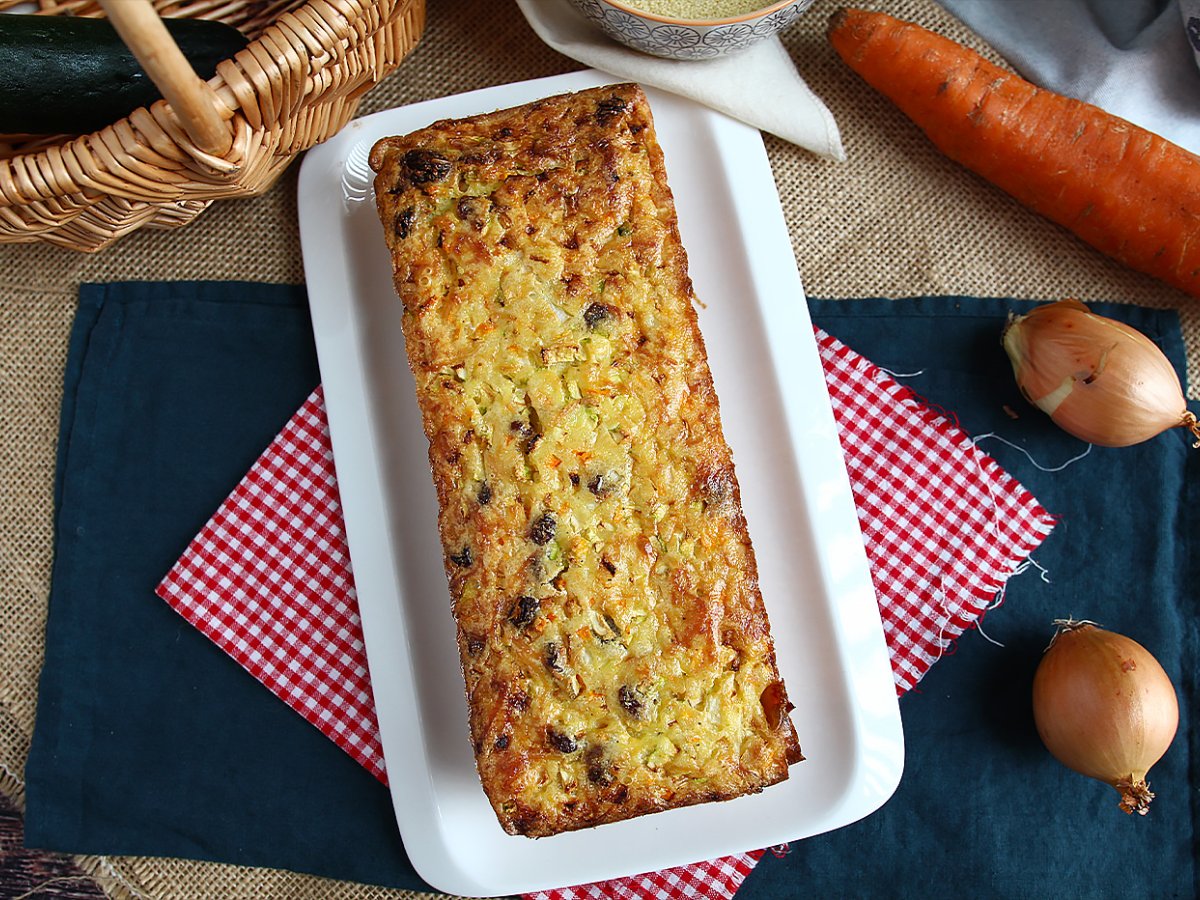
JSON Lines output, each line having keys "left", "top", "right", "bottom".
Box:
{"left": 593, "top": 0, "right": 802, "bottom": 26}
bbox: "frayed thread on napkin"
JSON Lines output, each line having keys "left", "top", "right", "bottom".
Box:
{"left": 514, "top": 0, "right": 846, "bottom": 160}
{"left": 156, "top": 326, "right": 1055, "bottom": 900}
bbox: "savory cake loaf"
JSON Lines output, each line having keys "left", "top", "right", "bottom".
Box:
{"left": 369, "top": 83, "right": 802, "bottom": 837}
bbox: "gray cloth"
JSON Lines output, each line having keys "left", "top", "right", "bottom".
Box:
{"left": 938, "top": 0, "right": 1200, "bottom": 152}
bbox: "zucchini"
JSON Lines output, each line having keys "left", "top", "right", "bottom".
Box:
{"left": 0, "top": 13, "right": 248, "bottom": 135}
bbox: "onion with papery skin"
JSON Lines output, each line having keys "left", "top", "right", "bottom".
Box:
{"left": 1002, "top": 299, "right": 1200, "bottom": 447}
{"left": 1032, "top": 620, "right": 1179, "bottom": 815}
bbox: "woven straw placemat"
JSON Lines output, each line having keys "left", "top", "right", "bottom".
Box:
{"left": 1, "top": 0, "right": 1194, "bottom": 897}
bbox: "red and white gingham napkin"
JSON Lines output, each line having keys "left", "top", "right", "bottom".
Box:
{"left": 817, "top": 334, "right": 1057, "bottom": 693}
{"left": 156, "top": 327, "right": 1055, "bottom": 899}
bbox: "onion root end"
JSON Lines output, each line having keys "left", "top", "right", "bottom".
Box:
{"left": 1182, "top": 411, "right": 1200, "bottom": 449}
{"left": 1114, "top": 778, "right": 1155, "bottom": 816}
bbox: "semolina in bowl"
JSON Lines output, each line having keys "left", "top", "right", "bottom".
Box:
{"left": 567, "top": 0, "right": 815, "bottom": 59}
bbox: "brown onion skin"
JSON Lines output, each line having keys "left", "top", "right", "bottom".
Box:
{"left": 1032, "top": 622, "right": 1179, "bottom": 814}
{"left": 1002, "top": 299, "right": 1194, "bottom": 447}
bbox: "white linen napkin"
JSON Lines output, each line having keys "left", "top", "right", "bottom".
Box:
{"left": 514, "top": 0, "right": 846, "bottom": 160}
{"left": 937, "top": 0, "right": 1200, "bottom": 154}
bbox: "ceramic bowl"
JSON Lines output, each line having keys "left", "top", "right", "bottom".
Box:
{"left": 567, "top": 0, "right": 815, "bottom": 60}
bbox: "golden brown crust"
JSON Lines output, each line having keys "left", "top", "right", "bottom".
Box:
{"left": 370, "top": 83, "right": 800, "bottom": 837}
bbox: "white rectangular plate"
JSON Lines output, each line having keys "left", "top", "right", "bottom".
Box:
{"left": 298, "top": 70, "right": 902, "bottom": 897}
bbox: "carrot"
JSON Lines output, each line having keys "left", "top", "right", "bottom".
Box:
{"left": 827, "top": 7, "right": 1200, "bottom": 299}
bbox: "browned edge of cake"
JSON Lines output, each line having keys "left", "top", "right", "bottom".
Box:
{"left": 369, "top": 83, "right": 802, "bottom": 837}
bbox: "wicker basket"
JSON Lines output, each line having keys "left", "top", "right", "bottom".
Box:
{"left": 0, "top": 0, "right": 426, "bottom": 251}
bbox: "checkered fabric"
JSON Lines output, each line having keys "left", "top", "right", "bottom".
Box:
{"left": 157, "top": 387, "right": 385, "bottom": 783}
{"left": 156, "top": 327, "right": 1055, "bottom": 899}
{"left": 523, "top": 849, "right": 768, "bottom": 900}
{"left": 816, "top": 329, "right": 1057, "bottom": 693}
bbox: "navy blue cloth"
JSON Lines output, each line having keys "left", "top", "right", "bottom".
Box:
{"left": 752, "top": 297, "right": 1197, "bottom": 900}
{"left": 24, "top": 282, "right": 425, "bottom": 892}
{"left": 24, "top": 286, "right": 1197, "bottom": 898}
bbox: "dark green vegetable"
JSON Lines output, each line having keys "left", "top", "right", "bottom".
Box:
{"left": 0, "top": 13, "right": 247, "bottom": 135}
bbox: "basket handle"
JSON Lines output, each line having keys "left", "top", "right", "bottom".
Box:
{"left": 97, "top": 0, "right": 232, "bottom": 156}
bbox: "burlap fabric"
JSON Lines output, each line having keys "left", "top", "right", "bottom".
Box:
{"left": 1, "top": 1, "right": 1194, "bottom": 897}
